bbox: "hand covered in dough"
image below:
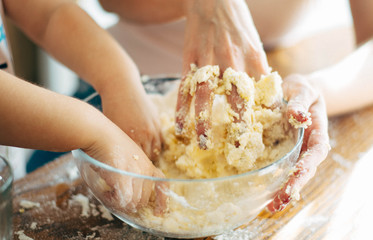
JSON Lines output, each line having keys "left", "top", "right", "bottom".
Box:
{"left": 82, "top": 126, "right": 167, "bottom": 215}
{"left": 267, "top": 74, "right": 330, "bottom": 212}
{"left": 176, "top": 0, "right": 270, "bottom": 148}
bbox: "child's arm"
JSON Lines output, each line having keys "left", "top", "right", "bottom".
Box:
{"left": 3, "top": 0, "right": 161, "bottom": 159}
{"left": 0, "top": 70, "right": 165, "bottom": 212}
{"left": 0, "top": 70, "right": 112, "bottom": 152}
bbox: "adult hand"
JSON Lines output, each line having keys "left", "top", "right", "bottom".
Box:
{"left": 267, "top": 74, "right": 330, "bottom": 212}
{"left": 176, "top": 0, "right": 270, "bottom": 148}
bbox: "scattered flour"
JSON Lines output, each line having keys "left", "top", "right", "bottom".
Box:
{"left": 331, "top": 153, "right": 352, "bottom": 168}
{"left": 90, "top": 203, "right": 100, "bottom": 217}
{"left": 15, "top": 230, "right": 34, "bottom": 240}
{"left": 71, "top": 194, "right": 90, "bottom": 217}
{"left": 70, "top": 194, "right": 114, "bottom": 221}
{"left": 30, "top": 222, "right": 37, "bottom": 230}
{"left": 303, "top": 215, "right": 329, "bottom": 232}
{"left": 98, "top": 205, "right": 114, "bottom": 221}
{"left": 19, "top": 200, "right": 40, "bottom": 209}
{"left": 214, "top": 227, "right": 259, "bottom": 240}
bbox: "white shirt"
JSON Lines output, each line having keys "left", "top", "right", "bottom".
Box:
{"left": 0, "top": 2, "right": 26, "bottom": 179}
{"left": 106, "top": 0, "right": 350, "bottom": 77}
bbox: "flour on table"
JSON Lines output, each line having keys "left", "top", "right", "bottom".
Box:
{"left": 19, "top": 200, "right": 40, "bottom": 209}
{"left": 15, "top": 230, "right": 34, "bottom": 240}
{"left": 71, "top": 194, "right": 90, "bottom": 217}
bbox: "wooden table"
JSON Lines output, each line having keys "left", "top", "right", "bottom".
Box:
{"left": 12, "top": 27, "right": 373, "bottom": 239}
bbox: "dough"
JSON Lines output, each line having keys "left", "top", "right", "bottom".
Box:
{"left": 125, "top": 66, "right": 305, "bottom": 236}
{"left": 154, "top": 65, "right": 293, "bottom": 179}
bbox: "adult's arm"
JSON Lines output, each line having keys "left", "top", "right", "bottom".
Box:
{"left": 305, "top": 0, "right": 373, "bottom": 116}
{"left": 98, "top": 0, "right": 186, "bottom": 24}
{"left": 175, "top": 0, "right": 270, "bottom": 148}
{"left": 307, "top": 39, "right": 373, "bottom": 116}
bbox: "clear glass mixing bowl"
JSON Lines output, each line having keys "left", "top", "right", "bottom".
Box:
{"left": 72, "top": 76, "right": 304, "bottom": 239}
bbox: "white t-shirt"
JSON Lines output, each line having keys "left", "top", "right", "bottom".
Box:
{"left": 108, "top": 19, "right": 185, "bottom": 76}
{"left": 106, "top": 0, "right": 350, "bottom": 77}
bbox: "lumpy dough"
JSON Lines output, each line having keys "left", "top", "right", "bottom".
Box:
{"left": 152, "top": 65, "right": 295, "bottom": 179}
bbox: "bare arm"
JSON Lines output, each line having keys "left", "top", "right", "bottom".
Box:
{"left": 4, "top": 0, "right": 138, "bottom": 97}
{"left": 176, "top": 0, "right": 270, "bottom": 148}
{"left": 307, "top": 39, "right": 373, "bottom": 116}
{"left": 4, "top": 0, "right": 162, "bottom": 158}
{"left": 0, "top": 70, "right": 120, "bottom": 153}
{"left": 305, "top": 0, "right": 373, "bottom": 116}
{"left": 0, "top": 70, "right": 166, "bottom": 212}
{"left": 350, "top": 0, "right": 373, "bottom": 45}
{"left": 99, "top": 0, "right": 186, "bottom": 24}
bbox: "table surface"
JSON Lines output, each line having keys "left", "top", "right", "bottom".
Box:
{"left": 12, "top": 27, "right": 373, "bottom": 240}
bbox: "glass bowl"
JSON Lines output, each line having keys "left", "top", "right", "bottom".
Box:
{"left": 72, "top": 76, "right": 304, "bottom": 239}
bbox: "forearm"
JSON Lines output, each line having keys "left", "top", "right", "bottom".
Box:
{"left": 182, "top": 0, "right": 268, "bottom": 77}
{"left": 99, "top": 0, "right": 186, "bottom": 24}
{"left": 4, "top": 0, "right": 143, "bottom": 97}
{"left": 350, "top": 0, "right": 373, "bottom": 45}
{"left": 0, "top": 71, "right": 114, "bottom": 152}
{"left": 307, "top": 39, "right": 373, "bottom": 116}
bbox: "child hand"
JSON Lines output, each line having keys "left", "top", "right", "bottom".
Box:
{"left": 99, "top": 76, "right": 162, "bottom": 161}
{"left": 82, "top": 125, "right": 167, "bottom": 214}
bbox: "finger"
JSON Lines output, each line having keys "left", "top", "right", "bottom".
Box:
{"left": 152, "top": 169, "right": 169, "bottom": 216}
{"left": 267, "top": 97, "right": 329, "bottom": 213}
{"left": 139, "top": 178, "right": 153, "bottom": 208}
{"left": 175, "top": 77, "right": 192, "bottom": 136}
{"left": 151, "top": 133, "right": 162, "bottom": 161}
{"left": 268, "top": 133, "right": 329, "bottom": 213}
{"left": 302, "top": 96, "right": 329, "bottom": 152}
{"left": 127, "top": 176, "right": 143, "bottom": 213}
{"left": 283, "top": 77, "right": 319, "bottom": 125}
{"left": 110, "top": 175, "right": 133, "bottom": 212}
{"left": 266, "top": 145, "right": 325, "bottom": 213}
{"left": 226, "top": 84, "right": 246, "bottom": 123}
{"left": 140, "top": 141, "right": 152, "bottom": 161}
{"left": 243, "top": 46, "right": 270, "bottom": 80}
{"left": 149, "top": 119, "right": 162, "bottom": 161}
{"left": 267, "top": 186, "right": 291, "bottom": 213}
{"left": 108, "top": 160, "right": 139, "bottom": 213}
{"left": 195, "top": 81, "right": 214, "bottom": 149}
{"left": 182, "top": 39, "right": 197, "bottom": 77}
{"left": 129, "top": 157, "right": 153, "bottom": 210}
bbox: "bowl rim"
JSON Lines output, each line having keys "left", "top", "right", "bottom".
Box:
{"left": 74, "top": 75, "right": 304, "bottom": 182}
{"left": 72, "top": 127, "right": 303, "bottom": 183}
{"left": 0, "top": 155, "right": 13, "bottom": 193}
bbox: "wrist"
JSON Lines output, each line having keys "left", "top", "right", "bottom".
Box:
{"left": 95, "top": 65, "right": 145, "bottom": 101}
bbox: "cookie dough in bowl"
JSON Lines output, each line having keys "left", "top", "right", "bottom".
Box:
{"left": 73, "top": 66, "right": 305, "bottom": 239}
